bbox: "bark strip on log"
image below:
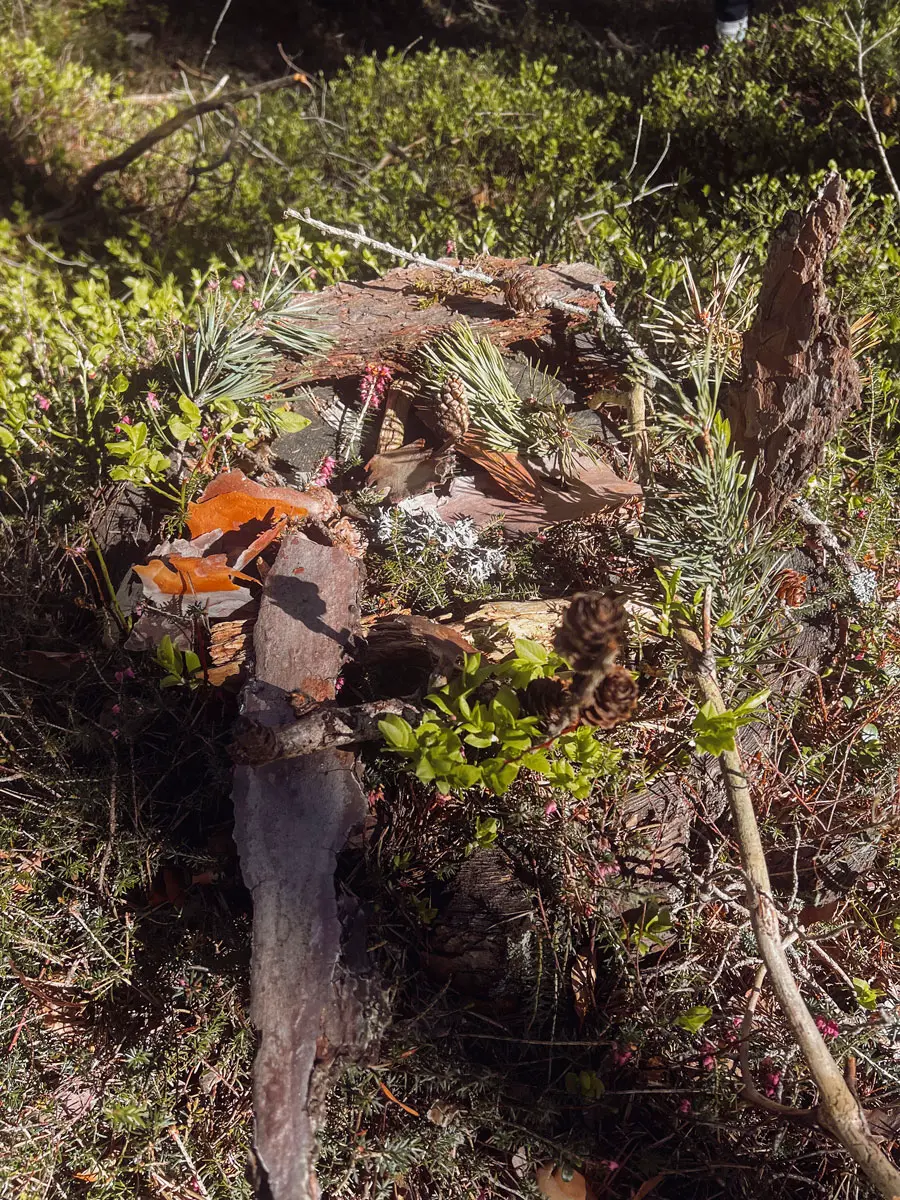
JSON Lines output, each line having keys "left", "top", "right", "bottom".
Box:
{"left": 723, "top": 172, "right": 861, "bottom": 518}
{"left": 231, "top": 532, "right": 369, "bottom": 1200}
{"left": 279, "top": 259, "right": 611, "bottom": 385}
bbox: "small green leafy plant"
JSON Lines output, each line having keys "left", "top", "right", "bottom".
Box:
{"left": 378, "top": 640, "right": 622, "bottom": 798}
{"left": 154, "top": 635, "right": 202, "bottom": 689}
{"left": 692, "top": 690, "right": 770, "bottom": 756}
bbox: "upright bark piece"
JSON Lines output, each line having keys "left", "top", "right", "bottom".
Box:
{"left": 723, "top": 173, "right": 861, "bottom": 517}
{"left": 232, "top": 532, "right": 368, "bottom": 1200}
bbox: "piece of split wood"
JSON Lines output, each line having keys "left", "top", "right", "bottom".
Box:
{"left": 231, "top": 531, "right": 377, "bottom": 1200}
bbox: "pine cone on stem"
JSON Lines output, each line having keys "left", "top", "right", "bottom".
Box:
{"left": 578, "top": 666, "right": 639, "bottom": 729}
{"left": 523, "top": 676, "right": 568, "bottom": 722}
{"left": 554, "top": 591, "right": 627, "bottom": 672}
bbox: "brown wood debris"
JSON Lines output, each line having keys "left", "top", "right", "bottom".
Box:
{"left": 280, "top": 257, "right": 610, "bottom": 384}
{"left": 231, "top": 532, "right": 377, "bottom": 1200}
{"left": 723, "top": 172, "right": 861, "bottom": 518}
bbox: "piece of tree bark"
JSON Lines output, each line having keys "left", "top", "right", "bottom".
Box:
{"left": 723, "top": 172, "right": 861, "bottom": 518}
{"left": 280, "top": 259, "right": 610, "bottom": 385}
{"left": 231, "top": 531, "right": 374, "bottom": 1200}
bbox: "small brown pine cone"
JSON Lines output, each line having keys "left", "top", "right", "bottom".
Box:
{"left": 500, "top": 269, "right": 547, "bottom": 314}
{"left": 555, "top": 592, "right": 627, "bottom": 672}
{"left": 579, "top": 666, "right": 638, "bottom": 729}
{"left": 775, "top": 568, "right": 807, "bottom": 607}
{"left": 523, "top": 676, "right": 568, "bottom": 721}
{"left": 435, "top": 373, "right": 471, "bottom": 442}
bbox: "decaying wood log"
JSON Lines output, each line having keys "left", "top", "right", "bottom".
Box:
{"left": 279, "top": 258, "right": 611, "bottom": 385}
{"left": 231, "top": 532, "right": 377, "bottom": 1200}
{"left": 723, "top": 172, "right": 861, "bottom": 518}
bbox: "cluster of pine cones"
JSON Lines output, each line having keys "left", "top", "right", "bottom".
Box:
{"left": 524, "top": 591, "right": 638, "bottom": 730}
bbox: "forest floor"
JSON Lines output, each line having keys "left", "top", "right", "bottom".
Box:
{"left": 4, "top": 3, "right": 900, "bottom": 1200}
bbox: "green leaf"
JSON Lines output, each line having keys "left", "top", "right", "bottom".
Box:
{"left": 183, "top": 651, "right": 202, "bottom": 675}
{"left": 674, "top": 1005, "right": 713, "bottom": 1033}
{"left": 155, "top": 635, "right": 179, "bottom": 674}
{"left": 178, "top": 396, "right": 202, "bottom": 425}
{"left": 0, "top": 425, "right": 15, "bottom": 451}
{"left": 112, "top": 373, "right": 130, "bottom": 395}
{"left": 481, "top": 759, "right": 520, "bottom": 795}
{"left": 168, "top": 418, "right": 195, "bottom": 441}
{"left": 378, "top": 715, "right": 418, "bottom": 753}
{"left": 852, "top": 977, "right": 883, "bottom": 1010}
{"left": 274, "top": 409, "right": 312, "bottom": 433}
{"left": 425, "top": 692, "right": 455, "bottom": 718}
{"left": 513, "top": 637, "right": 548, "bottom": 665}
{"left": 692, "top": 701, "right": 738, "bottom": 755}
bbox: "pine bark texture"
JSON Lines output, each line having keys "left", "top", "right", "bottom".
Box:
{"left": 231, "top": 532, "right": 373, "bottom": 1200}
{"left": 723, "top": 172, "right": 861, "bottom": 517}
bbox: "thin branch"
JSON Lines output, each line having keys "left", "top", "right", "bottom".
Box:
{"left": 842, "top": 11, "right": 900, "bottom": 210}
{"left": 200, "top": 0, "right": 234, "bottom": 73}
{"left": 674, "top": 614, "right": 900, "bottom": 1198}
{"left": 283, "top": 209, "right": 596, "bottom": 321}
{"left": 72, "top": 74, "right": 312, "bottom": 198}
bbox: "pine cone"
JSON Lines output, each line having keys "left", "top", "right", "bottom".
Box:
{"left": 435, "top": 373, "right": 471, "bottom": 442}
{"left": 501, "top": 269, "right": 547, "bottom": 314}
{"left": 555, "top": 591, "right": 626, "bottom": 672}
{"left": 579, "top": 666, "right": 638, "bottom": 729}
{"left": 775, "top": 568, "right": 808, "bottom": 607}
{"left": 523, "top": 676, "right": 568, "bottom": 721}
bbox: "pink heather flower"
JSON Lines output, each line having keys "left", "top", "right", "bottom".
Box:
{"left": 124, "top": 667, "right": 135, "bottom": 680}
{"left": 360, "top": 362, "right": 393, "bottom": 411}
{"left": 678, "top": 1098, "right": 692, "bottom": 1114}
{"left": 251, "top": 298, "right": 263, "bottom": 311}
{"left": 111, "top": 729, "right": 119, "bottom": 739}
{"left": 544, "top": 800, "right": 558, "bottom": 817}
{"left": 446, "top": 238, "right": 457, "bottom": 256}
{"left": 120, "top": 415, "right": 132, "bottom": 426}
{"left": 602, "top": 1161, "right": 621, "bottom": 1172}
{"left": 36, "top": 394, "right": 50, "bottom": 411}
{"left": 815, "top": 1016, "right": 840, "bottom": 1040}
{"left": 313, "top": 456, "right": 337, "bottom": 487}
{"left": 610, "top": 1044, "right": 633, "bottom": 1067}
{"left": 334, "top": 675, "right": 345, "bottom": 694}
{"left": 231, "top": 275, "right": 246, "bottom": 292}
{"left": 111, "top": 704, "right": 120, "bottom": 715}
{"left": 147, "top": 392, "right": 159, "bottom": 410}
{"left": 857, "top": 508, "right": 868, "bottom": 519}
{"left": 28, "top": 474, "right": 37, "bottom": 485}
{"left": 701, "top": 1053, "right": 716, "bottom": 1071}
{"left": 307, "top": 268, "right": 316, "bottom": 279}
{"left": 207, "top": 278, "right": 219, "bottom": 291}
{"left": 760, "top": 1059, "right": 781, "bottom": 1098}
{"left": 115, "top": 670, "right": 125, "bottom": 684}
{"left": 200, "top": 426, "right": 211, "bottom": 443}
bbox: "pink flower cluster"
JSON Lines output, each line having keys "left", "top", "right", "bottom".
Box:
{"left": 815, "top": 1015, "right": 840, "bottom": 1040}
{"left": 313, "top": 456, "right": 337, "bottom": 487}
{"left": 760, "top": 1058, "right": 782, "bottom": 1098}
{"left": 359, "top": 362, "right": 393, "bottom": 411}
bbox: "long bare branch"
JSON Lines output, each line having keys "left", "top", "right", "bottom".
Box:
{"left": 674, "top": 615, "right": 900, "bottom": 1198}
{"left": 73, "top": 73, "right": 312, "bottom": 198}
